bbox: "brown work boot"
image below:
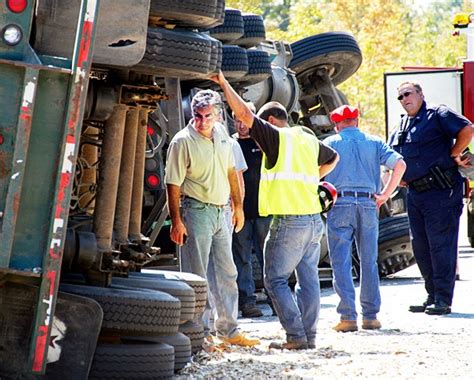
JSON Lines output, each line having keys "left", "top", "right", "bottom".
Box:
{"left": 269, "top": 341, "right": 308, "bottom": 350}
{"left": 220, "top": 333, "right": 260, "bottom": 347}
{"left": 362, "top": 319, "right": 382, "bottom": 330}
{"left": 333, "top": 320, "right": 358, "bottom": 332}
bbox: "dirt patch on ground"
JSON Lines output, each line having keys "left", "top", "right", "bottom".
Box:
{"left": 176, "top": 246, "right": 474, "bottom": 379}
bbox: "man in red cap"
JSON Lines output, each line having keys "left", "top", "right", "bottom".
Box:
{"left": 324, "top": 104, "right": 406, "bottom": 332}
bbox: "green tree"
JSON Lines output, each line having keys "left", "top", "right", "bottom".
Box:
{"left": 226, "top": 0, "right": 263, "bottom": 15}
{"left": 227, "top": 0, "right": 473, "bottom": 137}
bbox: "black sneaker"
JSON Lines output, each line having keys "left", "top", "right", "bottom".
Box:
{"left": 409, "top": 298, "right": 434, "bottom": 313}
{"left": 425, "top": 302, "right": 451, "bottom": 315}
{"left": 240, "top": 304, "right": 263, "bottom": 318}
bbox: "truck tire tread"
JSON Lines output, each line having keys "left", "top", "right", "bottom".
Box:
{"left": 60, "top": 284, "right": 181, "bottom": 335}
{"left": 89, "top": 343, "right": 174, "bottom": 379}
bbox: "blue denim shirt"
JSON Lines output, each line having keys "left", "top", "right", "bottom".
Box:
{"left": 324, "top": 127, "right": 402, "bottom": 193}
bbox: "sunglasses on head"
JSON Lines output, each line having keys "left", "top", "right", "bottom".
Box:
{"left": 397, "top": 91, "right": 414, "bottom": 101}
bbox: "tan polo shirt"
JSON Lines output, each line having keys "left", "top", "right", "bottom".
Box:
{"left": 165, "top": 121, "right": 235, "bottom": 205}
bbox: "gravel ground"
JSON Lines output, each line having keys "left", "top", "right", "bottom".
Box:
{"left": 176, "top": 243, "right": 474, "bottom": 379}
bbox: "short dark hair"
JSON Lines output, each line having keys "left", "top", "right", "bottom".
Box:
{"left": 257, "top": 101, "right": 288, "bottom": 122}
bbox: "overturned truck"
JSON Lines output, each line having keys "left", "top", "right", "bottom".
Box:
{"left": 0, "top": 0, "right": 414, "bottom": 377}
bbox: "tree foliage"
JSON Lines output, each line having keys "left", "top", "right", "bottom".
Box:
{"left": 227, "top": 0, "right": 473, "bottom": 137}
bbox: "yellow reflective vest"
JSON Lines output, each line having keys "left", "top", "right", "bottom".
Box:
{"left": 258, "top": 127, "right": 322, "bottom": 216}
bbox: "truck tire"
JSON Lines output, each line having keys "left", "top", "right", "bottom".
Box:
{"left": 233, "top": 14, "right": 266, "bottom": 48}
{"left": 208, "top": 0, "right": 226, "bottom": 28}
{"left": 124, "top": 333, "right": 192, "bottom": 372}
{"left": 135, "top": 28, "right": 215, "bottom": 79}
{"left": 133, "top": 270, "right": 208, "bottom": 317}
{"left": 221, "top": 45, "right": 249, "bottom": 81}
{"left": 290, "top": 31, "right": 362, "bottom": 86}
{"left": 201, "top": 34, "right": 223, "bottom": 74}
{"left": 207, "top": 8, "right": 244, "bottom": 43}
{"left": 149, "top": 0, "right": 220, "bottom": 28}
{"left": 112, "top": 276, "right": 195, "bottom": 323}
{"left": 378, "top": 235, "right": 414, "bottom": 277}
{"left": 238, "top": 49, "right": 272, "bottom": 86}
{"left": 378, "top": 213, "right": 410, "bottom": 239}
{"left": 178, "top": 321, "right": 205, "bottom": 354}
{"left": 378, "top": 214, "right": 414, "bottom": 277}
{"left": 89, "top": 342, "right": 174, "bottom": 379}
{"left": 60, "top": 284, "right": 181, "bottom": 335}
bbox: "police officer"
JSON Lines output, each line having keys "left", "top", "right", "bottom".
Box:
{"left": 389, "top": 81, "right": 473, "bottom": 315}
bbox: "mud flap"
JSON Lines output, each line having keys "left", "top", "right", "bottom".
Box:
{"left": 0, "top": 283, "right": 102, "bottom": 379}
{"left": 45, "top": 291, "right": 103, "bottom": 379}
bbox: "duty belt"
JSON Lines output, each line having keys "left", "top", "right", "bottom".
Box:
{"left": 337, "top": 191, "right": 374, "bottom": 198}
{"left": 408, "top": 166, "right": 458, "bottom": 193}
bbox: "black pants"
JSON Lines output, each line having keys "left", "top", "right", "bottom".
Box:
{"left": 407, "top": 181, "right": 463, "bottom": 305}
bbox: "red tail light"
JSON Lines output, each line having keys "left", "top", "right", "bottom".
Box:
{"left": 7, "top": 0, "right": 28, "bottom": 13}
{"left": 147, "top": 125, "right": 155, "bottom": 136}
{"left": 146, "top": 174, "right": 160, "bottom": 188}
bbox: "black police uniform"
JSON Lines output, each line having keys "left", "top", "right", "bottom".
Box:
{"left": 389, "top": 101, "right": 471, "bottom": 308}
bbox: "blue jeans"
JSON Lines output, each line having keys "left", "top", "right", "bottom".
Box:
{"left": 327, "top": 197, "right": 380, "bottom": 321}
{"left": 264, "top": 214, "right": 323, "bottom": 344}
{"left": 205, "top": 202, "right": 235, "bottom": 334}
{"left": 180, "top": 198, "right": 239, "bottom": 338}
{"left": 232, "top": 217, "right": 271, "bottom": 307}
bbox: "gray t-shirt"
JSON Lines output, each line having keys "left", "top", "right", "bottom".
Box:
{"left": 214, "top": 122, "right": 247, "bottom": 172}
{"left": 165, "top": 122, "right": 235, "bottom": 205}
{"left": 230, "top": 138, "right": 247, "bottom": 173}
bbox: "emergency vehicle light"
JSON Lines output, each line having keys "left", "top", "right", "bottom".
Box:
{"left": 6, "top": 0, "right": 28, "bottom": 13}
{"left": 2, "top": 24, "right": 22, "bottom": 45}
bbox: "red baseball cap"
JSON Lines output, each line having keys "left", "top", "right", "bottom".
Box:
{"left": 330, "top": 105, "right": 359, "bottom": 123}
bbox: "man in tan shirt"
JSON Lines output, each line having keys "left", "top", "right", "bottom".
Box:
{"left": 165, "top": 89, "right": 259, "bottom": 348}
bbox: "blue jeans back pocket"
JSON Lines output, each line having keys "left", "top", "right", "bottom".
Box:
{"left": 328, "top": 204, "right": 353, "bottom": 228}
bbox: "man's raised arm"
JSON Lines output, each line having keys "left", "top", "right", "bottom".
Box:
{"left": 211, "top": 71, "right": 255, "bottom": 129}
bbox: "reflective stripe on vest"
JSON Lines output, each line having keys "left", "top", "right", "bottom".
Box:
{"left": 260, "top": 172, "right": 319, "bottom": 184}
